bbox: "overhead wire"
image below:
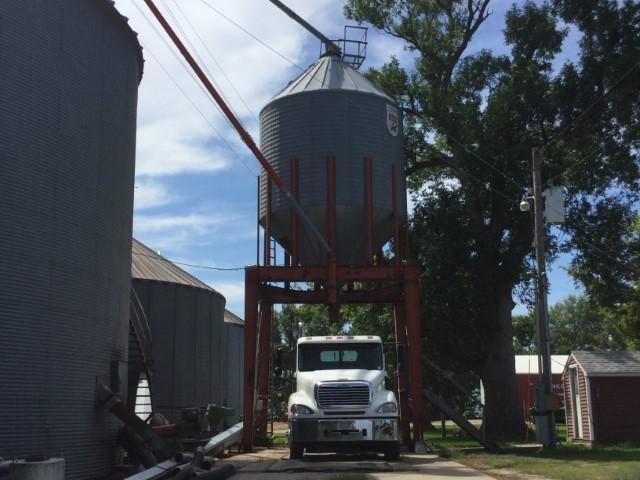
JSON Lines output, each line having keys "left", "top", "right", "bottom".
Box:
{"left": 158, "top": 0, "right": 247, "bottom": 126}
{"left": 198, "top": 0, "right": 305, "bottom": 71}
{"left": 132, "top": 250, "right": 246, "bottom": 271}
{"left": 169, "top": 0, "right": 260, "bottom": 124}
{"left": 140, "top": 41, "right": 257, "bottom": 177}
{"left": 132, "top": 0, "right": 258, "bottom": 177}
{"left": 542, "top": 60, "right": 640, "bottom": 187}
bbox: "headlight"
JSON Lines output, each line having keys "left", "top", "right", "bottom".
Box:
{"left": 290, "top": 404, "right": 314, "bottom": 416}
{"left": 376, "top": 402, "right": 398, "bottom": 413}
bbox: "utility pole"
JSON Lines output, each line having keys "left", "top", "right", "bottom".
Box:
{"left": 531, "top": 147, "right": 556, "bottom": 448}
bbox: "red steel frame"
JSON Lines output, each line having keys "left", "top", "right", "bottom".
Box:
{"left": 136, "top": 0, "right": 422, "bottom": 453}
{"left": 243, "top": 156, "right": 424, "bottom": 451}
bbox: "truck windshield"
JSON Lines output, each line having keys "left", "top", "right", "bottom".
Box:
{"left": 298, "top": 343, "right": 383, "bottom": 371}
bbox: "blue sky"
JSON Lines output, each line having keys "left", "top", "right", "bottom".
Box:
{"left": 115, "top": 0, "right": 582, "bottom": 317}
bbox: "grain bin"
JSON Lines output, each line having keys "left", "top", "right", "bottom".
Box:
{"left": 131, "top": 240, "right": 226, "bottom": 423}
{"left": 259, "top": 53, "right": 405, "bottom": 266}
{"left": 0, "top": 1, "right": 142, "bottom": 479}
{"left": 223, "top": 310, "right": 244, "bottom": 427}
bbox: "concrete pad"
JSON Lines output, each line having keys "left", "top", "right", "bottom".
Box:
{"left": 269, "top": 456, "right": 393, "bottom": 472}
{"left": 229, "top": 449, "right": 495, "bottom": 479}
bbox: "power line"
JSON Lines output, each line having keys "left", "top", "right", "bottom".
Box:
{"left": 169, "top": 0, "right": 260, "bottom": 124}
{"left": 198, "top": 0, "right": 304, "bottom": 71}
{"left": 541, "top": 60, "right": 640, "bottom": 186}
{"left": 546, "top": 60, "right": 640, "bottom": 148}
{"left": 448, "top": 134, "right": 527, "bottom": 192}
{"left": 133, "top": 250, "right": 246, "bottom": 271}
{"left": 158, "top": 0, "right": 247, "bottom": 125}
{"left": 132, "top": 1, "right": 258, "bottom": 177}
{"left": 141, "top": 41, "right": 258, "bottom": 177}
{"left": 545, "top": 144, "right": 603, "bottom": 187}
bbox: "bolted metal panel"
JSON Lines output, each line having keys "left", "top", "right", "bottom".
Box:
{"left": 0, "top": 1, "right": 142, "bottom": 479}
{"left": 131, "top": 279, "right": 226, "bottom": 424}
{"left": 259, "top": 55, "right": 406, "bottom": 266}
{"left": 0, "top": 0, "right": 142, "bottom": 480}
{"left": 223, "top": 321, "right": 244, "bottom": 428}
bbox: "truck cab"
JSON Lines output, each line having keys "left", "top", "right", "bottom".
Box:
{"left": 288, "top": 335, "right": 400, "bottom": 460}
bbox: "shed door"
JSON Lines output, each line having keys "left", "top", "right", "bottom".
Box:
{"left": 570, "top": 367, "right": 583, "bottom": 438}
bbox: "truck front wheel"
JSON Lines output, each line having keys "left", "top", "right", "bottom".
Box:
{"left": 384, "top": 444, "right": 400, "bottom": 461}
{"left": 289, "top": 444, "right": 304, "bottom": 459}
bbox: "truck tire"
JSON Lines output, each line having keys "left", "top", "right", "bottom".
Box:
{"left": 289, "top": 444, "right": 304, "bottom": 459}
{"left": 384, "top": 444, "right": 400, "bottom": 461}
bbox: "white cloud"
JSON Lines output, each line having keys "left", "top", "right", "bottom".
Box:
{"left": 134, "top": 178, "right": 174, "bottom": 210}
{"left": 211, "top": 281, "right": 246, "bottom": 314}
{"left": 135, "top": 119, "right": 230, "bottom": 176}
{"left": 134, "top": 212, "right": 226, "bottom": 233}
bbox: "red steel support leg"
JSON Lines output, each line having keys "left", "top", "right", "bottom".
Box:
{"left": 255, "top": 302, "right": 272, "bottom": 440}
{"left": 243, "top": 268, "right": 259, "bottom": 451}
{"left": 264, "top": 178, "right": 272, "bottom": 266}
{"left": 394, "top": 302, "right": 411, "bottom": 444}
{"left": 391, "top": 165, "right": 401, "bottom": 264}
{"left": 363, "top": 158, "right": 373, "bottom": 265}
{"left": 404, "top": 266, "right": 424, "bottom": 446}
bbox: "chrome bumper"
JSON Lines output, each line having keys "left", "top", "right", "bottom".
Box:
{"left": 290, "top": 418, "right": 399, "bottom": 443}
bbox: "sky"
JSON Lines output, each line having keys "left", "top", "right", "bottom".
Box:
{"left": 114, "top": 0, "right": 582, "bottom": 317}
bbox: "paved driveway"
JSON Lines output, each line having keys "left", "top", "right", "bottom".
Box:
{"left": 223, "top": 447, "right": 495, "bottom": 479}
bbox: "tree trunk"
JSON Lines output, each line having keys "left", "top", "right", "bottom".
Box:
{"left": 480, "top": 285, "right": 525, "bottom": 441}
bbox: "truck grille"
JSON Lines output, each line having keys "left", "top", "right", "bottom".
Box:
{"left": 316, "top": 382, "right": 371, "bottom": 409}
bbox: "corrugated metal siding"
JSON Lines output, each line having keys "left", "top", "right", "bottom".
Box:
{"left": 0, "top": 1, "right": 140, "bottom": 479}
{"left": 132, "top": 280, "right": 225, "bottom": 423}
{"left": 223, "top": 322, "right": 244, "bottom": 427}
{"left": 259, "top": 60, "right": 405, "bottom": 266}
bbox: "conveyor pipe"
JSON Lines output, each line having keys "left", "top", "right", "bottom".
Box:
{"left": 142, "top": 0, "right": 331, "bottom": 254}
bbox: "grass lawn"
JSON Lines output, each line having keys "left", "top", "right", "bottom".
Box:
{"left": 427, "top": 422, "right": 640, "bottom": 480}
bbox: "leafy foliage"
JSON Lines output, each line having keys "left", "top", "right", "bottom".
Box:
{"left": 344, "top": 0, "right": 640, "bottom": 439}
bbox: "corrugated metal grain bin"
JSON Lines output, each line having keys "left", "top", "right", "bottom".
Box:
{"left": 131, "top": 240, "right": 226, "bottom": 423}
{"left": 0, "top": 1, "right": 143, "bottom": 478}
{"left": 223, "top": 310, "right": 244, "bottom": 427}
{"left": 259, "top": 53, "right": 405, "bottom": 266}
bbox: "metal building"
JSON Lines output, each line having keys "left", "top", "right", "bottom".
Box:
{"left": 259, "top": 53, "right": 406, "bottom": 266}
{"left": 223, "top": 310, "right": 244, "bottom": 427}
{"left": 0, "top": 1, "right": 143, "bottom": 478}
{"left": 131, "top": 239, "right": 226, "bottom": 423}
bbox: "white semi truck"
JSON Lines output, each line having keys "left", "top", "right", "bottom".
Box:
{"left": 287, "top": 335, "right": 400, "bottom": 460}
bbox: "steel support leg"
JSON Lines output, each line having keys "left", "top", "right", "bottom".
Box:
{"left": 394, "top": 302, "right": 411, "bottom": 445}
{"left": 242, "top": 269, "right": 259, "bottom": 451}
{"left": 404, "top": 266, "right": 424, "bottom": 446}
{"left": 255, "top": 302, "right": 272, "bottom": 440}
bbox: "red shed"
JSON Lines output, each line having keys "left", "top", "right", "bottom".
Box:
{"left": 514, "top": 355, "right": 568, "bottom": 419}
{"left": 562, "top": 351, "right": 640, "bottom": 444}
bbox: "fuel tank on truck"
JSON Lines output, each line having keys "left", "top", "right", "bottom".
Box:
{"left": 258, "top": 53, "right": 406, "bottom": 266}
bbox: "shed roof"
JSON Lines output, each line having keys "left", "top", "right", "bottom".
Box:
{"left": 569, "top": 351, "right": 640, "bottom": 377}
{"left": 224, "top": 309, "right": 244, "bottom": 326}
{"left": 515, "top": 355, "right": 569, "bottom": 375}
{"left": 131, "top": 239, "right": 222, "bottom": 297}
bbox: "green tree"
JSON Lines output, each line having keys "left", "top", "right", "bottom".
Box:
{"left": 513, "top": 295, "right": 628, "bottom": 354}
{"left": 345, "top": 0, "right": 640, "bottom": 439}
